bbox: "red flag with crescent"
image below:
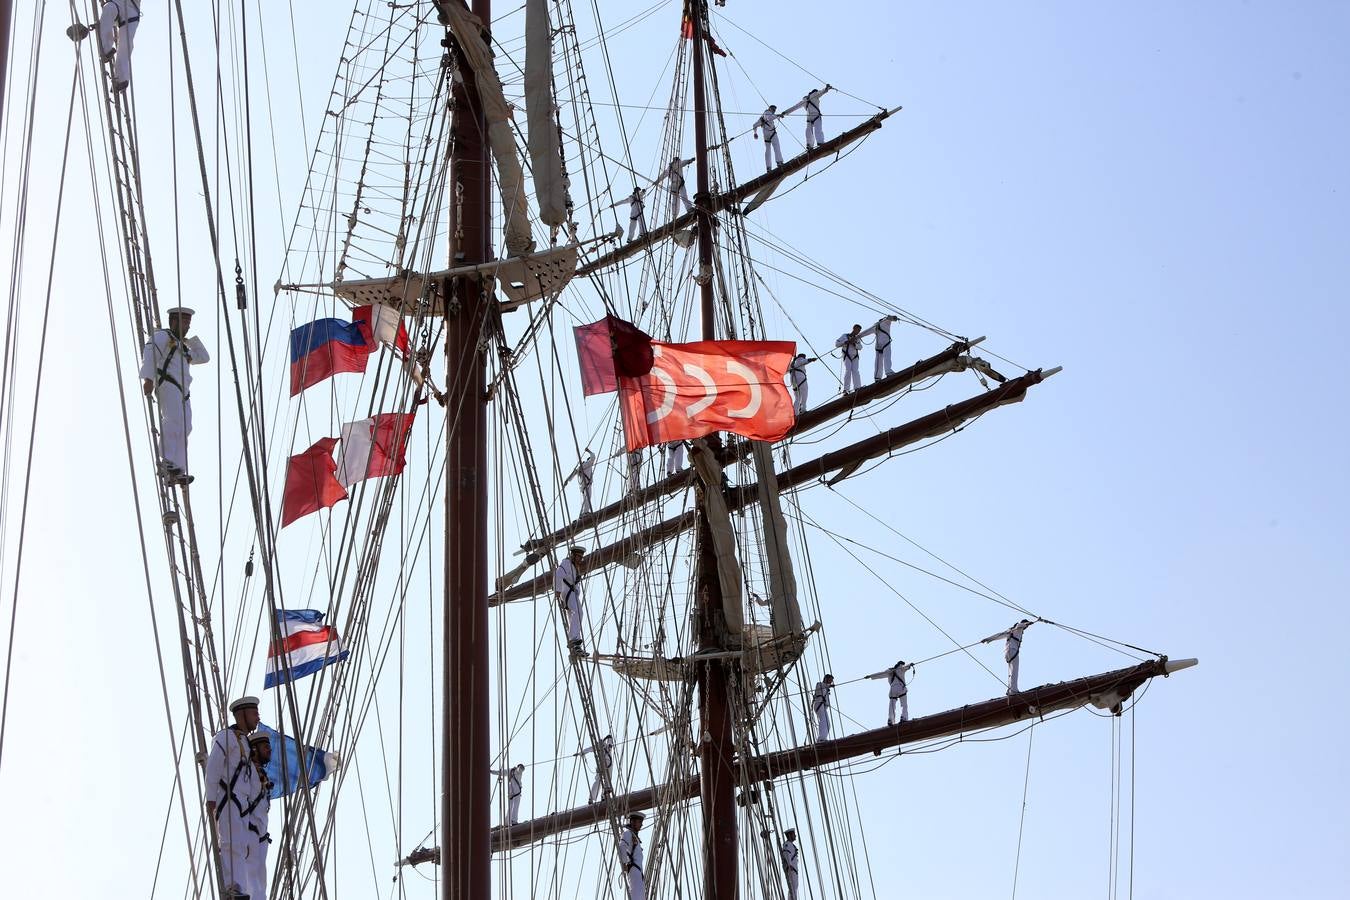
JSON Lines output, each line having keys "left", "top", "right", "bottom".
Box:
{"left": 616, "top": 339, "right": 796, "bottom": 451}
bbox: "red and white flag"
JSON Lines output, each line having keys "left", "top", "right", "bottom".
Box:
{"left": 617, "top": 339, "right": 796, "bottom": 450}
{"left": 573, "top": 315, "right": 795, "bottom": 451}
{"left": 337, "top": 412, "right": 416, "bottom": 487}
{"left": 353, "top": 303, "right": 411, "bottom": 355}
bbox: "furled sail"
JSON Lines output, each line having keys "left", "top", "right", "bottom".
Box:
{"left": 442, "top": 3, "right": 535, "bottom": 256}
{"left": 525, "top": 0, "right": 567, "bottom": 230}
{"left": 750, "top": 442, "right": 803, "bottom": 636}
{"left": 690, "top": 439, "right": 745, "bottom": 642}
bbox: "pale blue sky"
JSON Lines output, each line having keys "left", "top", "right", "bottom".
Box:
{"left": 0, "top": 2, "right": 1346, "bottom": 898}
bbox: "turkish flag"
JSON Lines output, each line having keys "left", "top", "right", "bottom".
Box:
{"left": 617, "top": 340, "right": 796, "bottom": 451}
{"left": 281, "top": 438, "right": 348, "bottom": 527}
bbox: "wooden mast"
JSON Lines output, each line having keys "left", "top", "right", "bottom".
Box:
{"left": 690, "top": 2, "right": 739, "bottom": 897}
{"left": 441, "top": 1, "right": 492, "bottom": 898}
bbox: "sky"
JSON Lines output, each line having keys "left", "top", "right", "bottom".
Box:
{"left": 1, "top": 1, "right": 1348, "bottom": 898}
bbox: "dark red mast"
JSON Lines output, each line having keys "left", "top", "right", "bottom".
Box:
{"left": 440, "top": 1, "right": 492, "bottom": 899}
{"left": 690, "top": 2, "right": 740, "bottom": 898}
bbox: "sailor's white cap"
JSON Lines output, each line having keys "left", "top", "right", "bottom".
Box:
{"left": 627, "top": 811, "right": 646, "bottom": 821}
{"left": 166, "top": 306, "right": 195, "bottom": 317}
{"left": 229, "top": 695, "right": 260, "bottom": 713}
{"left": 784, "top": 826, "right": 797, "bottom": 835}
{"left": 568, "top": 545, "right": 586, "bottom": 555}
{"left": 248, "top": 731, "right": 272, "bottom": 745}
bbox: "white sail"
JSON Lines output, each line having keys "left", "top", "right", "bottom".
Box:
{"left": 442, "top": 2, "right": 535, "bottom": 256}
{"left": 525, "top": 0, "right": 568, "bottom": 230}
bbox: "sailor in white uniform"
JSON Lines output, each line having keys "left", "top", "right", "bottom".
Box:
{"left": 627, "top": 449, "right": 642, "bottom": 495}
{"left": 97, "top": 0, "right": 141, "bottom": 92}
{"left": 491, "top": 762, "right": 525, "bottom": 826}
{"left": 139, "top": 307, "right": 210, "bottom": 484}
{"left": 812, "top": 674, "right": 835, "bottom": 741}
{"left": 787, "top": 353, "right": 816, "bottom": 414}
{"left": 612, "top": 187, "right": 648, "bottom": 241}
{"left": 243, "top": 731, "right": 274, "bottom": 900}
{"left": 782, "top": 85, "right": 832, "bottom": 150}
{"left": 580, "top": 733, "right": 615, "bottom": 803}
{"left": 780, "top": 827, "right": 801, "bottom": 900}
{"left": 866, "top": 659, "right": 915, "bottom": 725}
{"left": 656, "top": 156, "right": 695, "bottom": 215}
{"left": 553, "top": 546, "right": 587, "bottom": 656}
{"left": 206, "top": 696, "right": 261, "bottom": 899}
{"left": 983, "top": 619, "right": 1034, "bottom": 694}
{"left": 664, "top": 441, "right": 686, "bottom": 476}
{"left": 834, "top": 324, "right": 864, "bottom": 394}
{"left": 753, "top": 104, "right": 784, "bottom": 172}
{"left": 861, "top": 315, "right": 900, "bottom": 381}
{"left": 573, "top": 448, "right": 596, "bottom": 515}
{"left": 618, "top": 812, "right": 646, "bottom": 900}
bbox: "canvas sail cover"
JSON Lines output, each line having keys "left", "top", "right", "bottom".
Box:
{"left": 525, "top": 0, "right": 567, "bottom": 228}
{"left": 750, "top": 442, "right": 803, "bottom": 636}
{"left": 690, "top": 439, "right": 745, "bottom": 643}
{"left": 442, "top": 3, "right": 534, "bottom": 256}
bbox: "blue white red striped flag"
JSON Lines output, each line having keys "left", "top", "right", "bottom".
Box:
{"left": 264, "top": 609, "right": 350, "bottom": 689}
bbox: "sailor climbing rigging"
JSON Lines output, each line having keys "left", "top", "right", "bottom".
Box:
{"left": 97, "top": 0, "right": 141, "bottom": 93}
{"left": 553, "top": 546, "right": 588, "bottom": 656}
{"left": 780, "top": 827, "right": 801, "bottom": 900}
{"left": 243, "top": 731, "right": 274, "bottom": 900}
{"left": 787, "top": 353, "right": 816, "bottom": 414}
{"left": 866, "top": 659, "right": 915, "bottom": 724}
{"left": 139, "top": 307, "right": 209, "bottom": 485}
{"left": 862, "top": 315, "right": 900, "bottom": 381}
{"left": 491, "top": 762, "right": 525, "bottom": 826}
{"left": 618, "top": 812, "right": 646, "bottom": 900}
{"left": 579, "top": 733, "right": 615, "bottom": 803}
{"left": 205, "top": 696, "right": 261, "bottom": 899}
{"left": 835, "top": 324, "right": 864, "bottom": 394}
{"left": 812, "top": 674, "right": 835, "bottom": 740}
{"left": 753, "top": 104, "right": 784, "bottom": 172}
{"left": 983, "top": 618, "right": 1034, "bottom": 694}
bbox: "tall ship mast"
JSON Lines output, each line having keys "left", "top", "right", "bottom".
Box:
{"left": 0, "top": 1, "right": 1196, "bottom": 898}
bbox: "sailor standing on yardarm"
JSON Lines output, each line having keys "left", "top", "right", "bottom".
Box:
{"left": 655, "top": 155, "right": 695, "bottom": 215}
{"left": 553, "top": 546, "right": 588, "bottom": 656}
{"left": 571, "top": 448, "right": 596, "bottom": 515}
{"left": 812, "top": 674, "right": 835, "bottom": 740}
{"left": 610, "top": 187, "right": 648, "bottom": 241}
{"left": 753, "top": 104, "right": 784, "bottom": 172}
{"left": 579, "top": 733, "right": 615, "bottom": 803}
{"left": 206, "top": 696, "right": 261, "bottom": 899}
{"left": 242, "top": 731, "right": 274, "bottom": 900}
{"left": 983, "top": 618, "right": 1034, "bottom": 694}
{"left": 861, "top": 315, "right": 900, "bottom": 382}
{"left": 787, "top": 353, "right": 816, "bottom": 414}
{"left": 619, "top": 812, "right": 647, "bottom": 900}
{"left": 866, "top": 659, "right": 915, "bottom": 725}
{"left": 782, "top": 84, "right": 832, "bottom": 151}
{"left": 97, "top": 0, "right": 141, "bottom": 92}
{"left": 490, "top": 762, "right": 525, "bottom": 826}
{"left": 780, "top": 827, "right": 801, "bottom": 900}
{"left": 834, "top": 324, "right": 864, "bottom": 394}
{"left": 139, "top": 306, "right": 209, "bottom": 484}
